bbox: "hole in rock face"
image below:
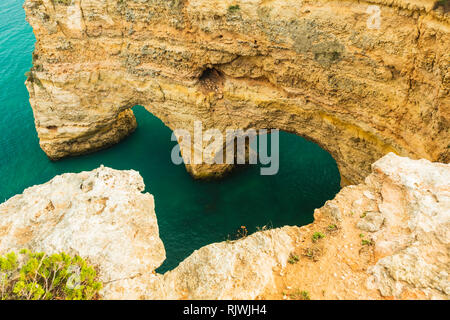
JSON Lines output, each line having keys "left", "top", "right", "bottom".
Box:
{"left": 0, "top": 0, "right": 343, "bottom": 274}
{"left": 1, "top": 0, "right": 341, "bottom": 272}
{"left": 199, "top": 67, "right": 221, "bottom": 81}
{"left": 199, "top": 67, "right": 223, "bottom": 93}
{"left": 117, "top": 107, "right": 341, "bottom": 272}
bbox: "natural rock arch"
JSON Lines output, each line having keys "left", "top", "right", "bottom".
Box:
{"left": 24, "top": 0, "right": 449, "bottom": 185}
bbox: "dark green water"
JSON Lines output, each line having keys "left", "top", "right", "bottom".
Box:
{"left": 0, "top": 0, "right": 340, "bottom": 272}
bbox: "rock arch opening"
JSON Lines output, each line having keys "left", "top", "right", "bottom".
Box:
{"left": 24, "top": 0, "right": 448, "bottom": 202}
{"left": 110, "top": 106, "right": 342, "bottom": 272}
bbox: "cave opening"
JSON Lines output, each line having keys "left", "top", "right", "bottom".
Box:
{"left": 199, "top": 67, "right": 222, "bottom": 82}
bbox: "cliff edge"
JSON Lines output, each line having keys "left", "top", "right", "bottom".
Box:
{"left": 1, "top": 153, "right": 448, "bottom": 299}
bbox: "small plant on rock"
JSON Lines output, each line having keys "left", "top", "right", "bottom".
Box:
{"left": 327, "top": 224, "right": 337, "bottom": 231}
{"left": 304, "top": 248, "right": 314, "bottom": 258}
{"left": 312, "top": 232, "right": 325, "bottom": 243}
{"left": 300, "top": 290, "right": 310, "bottom": 300}
{"left": 289, "top": 289, "right": 310, "bottom": 300}
{"left": 256, "top": 222, "right": 273, "bottom": 232}
{"left": 236, "top": 226, "right": 248, "bottom": 239}
{"left": 0, "top": 249, "right": 102, "bottom": 300}
{"left": 359, "top": 234, "right": 374, "bottom": 246}
{"left": 303, "top": 247, "right": 321, "bottom": 262}
{"left": 228, "top": 5, "right": 240, "bottom": 12}
{"left": 288, "top": 253, "right": 299, "bottom": 264}
{"left": 54, "top": 0, "right": 73, "bottom": 5}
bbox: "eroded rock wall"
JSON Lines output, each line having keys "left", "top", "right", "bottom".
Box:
{"left": 24, "top": 0, "right": 449, "bottom": 185}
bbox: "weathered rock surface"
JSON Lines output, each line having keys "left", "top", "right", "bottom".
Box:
{"left": 24, "top": 0, "right": 449, "bottom": 185}
{"left": 262, "top": 153, "right": 450, "bottom": 300}
{"left": 0, "top": 154, "right": 448, "bottom": 299}
{"left": 149, "top": 226, "right": 298, "bottom": 299}
{"left": 365, "top": 154, "right": 450, "bottom": 298}
{"left": 0, "top": 166, "right": 166, "bottom": 298}
{"left": 146, "top": 153, "right": 449, "bottom": 300}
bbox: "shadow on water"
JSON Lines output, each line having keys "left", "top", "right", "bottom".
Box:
{"left": 0, "top": 0, "right": 341, "bottom": 273}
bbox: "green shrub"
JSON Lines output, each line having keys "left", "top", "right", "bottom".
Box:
{"left": 54, "top": 0, "right": 73, "bottom": 5}
{"left": 312, "top": 232, "right": 325, "bottom": 242}
{"left": 289, "top": 289, "right": 310, "bottom": 300}
{"left": 300, "top": 290, "right": 310, "bottom": 300}
{"left": 228, "top": 5, "right": 240, "bottom": 12}
{"left": 0, "top": 249, "right": 102, "bottom": 300}
{"left": 288, "top": 253, "right": 299, "bottom": 264}
{"left": 327, "top": 224, "right": 337, "bottom": 231}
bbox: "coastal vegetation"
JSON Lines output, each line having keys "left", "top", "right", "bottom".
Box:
{"left": 0, "top": 250, "right": 102, "bottom": 300}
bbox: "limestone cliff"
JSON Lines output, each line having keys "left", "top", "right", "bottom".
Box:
{"left": 1, "top": 153, "right": 448, "bottom": 299}
{"left": 23, "top": 0, "right": 449, "bottom": 185}
{"left": 0, "top": 166, "right": 166, "bottom": 297}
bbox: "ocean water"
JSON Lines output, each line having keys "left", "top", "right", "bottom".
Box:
{"left": 0, "top": 0, "right": 340, "bottom": 272}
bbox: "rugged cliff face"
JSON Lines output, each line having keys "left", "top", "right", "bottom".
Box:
{"left": 1, "top": 153, "right": 448, "bottom": 299}
{"left": 23, "top": 0, "right": 449, "bottom": 185}
{"left": 0, "top": 166, "right": 166, "bottom": 297}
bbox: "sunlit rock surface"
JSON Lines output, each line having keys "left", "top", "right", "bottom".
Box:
{"left": 0, "top": 166, "right": 166, "bottom": 298}
{"left": 3, "top": 154, "right": 446, "bottom": 299}
{"left": 23, "top": 0, "right": 449, "bottom": 185}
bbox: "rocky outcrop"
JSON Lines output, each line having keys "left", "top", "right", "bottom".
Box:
{"left": 23, "top": 0, "right": 449, "bottom": 185}
{"left": 0, "top": 166, "right": 166, "bottom": 298}
{"left": 261, "top": 153, "right": 450, "bottom": 300}
{"left": 149, "top": 226, "right": 298, "bottom": 300}
{"left": 144, "top": 153, "right": 449, "bottom": 300}
{"left": 1, "top": 153, "right": 448, "bottom": 299}
{"left": 365, "top": 155, "right": 450, "bottom": 298}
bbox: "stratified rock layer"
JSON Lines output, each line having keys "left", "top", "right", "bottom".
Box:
{"left": 24, "top": 0, "right": 449, "bottom": 185}
{"left": 0, "top": 166, "right": 166, "bottom": 297}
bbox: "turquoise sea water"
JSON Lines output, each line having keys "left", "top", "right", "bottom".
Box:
{"left": 0, "top": 0, "right": 340, "bottom": 272}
